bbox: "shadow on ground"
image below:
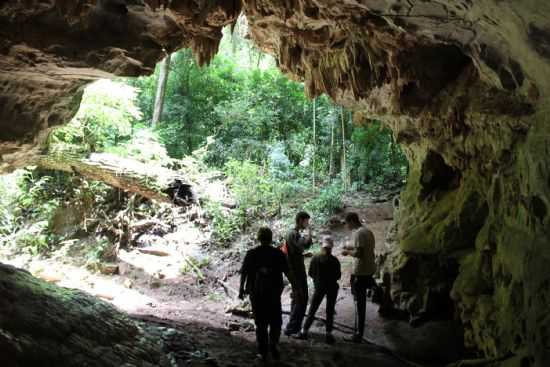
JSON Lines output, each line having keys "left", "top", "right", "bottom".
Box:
{"left": 133, "top": 313, "right": 418, "bottom": 367}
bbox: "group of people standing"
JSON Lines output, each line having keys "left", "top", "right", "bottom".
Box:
{"left": 238, "top": 211, "right": 377, "bottom": 362}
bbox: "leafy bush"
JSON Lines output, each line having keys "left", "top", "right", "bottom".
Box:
{"left": 105, "top": 128, "right": 173, "bottom": 166}
{"left": 0, "top": 172, "right": 23, "bottom": 237}
{"left": 224, "top": 159, "right": 275, "bottom": 212}
{"left": 50, "top": 79, "right": 141, "bottom": 153}
{"left": 14, "top": 221, "right": 52, "bottom": 255}
{"left": 268, "top": 142, "right": 292, "bottom": 180}
{"left": 305, "top": 180, "right": 344, "bottom": 220}
{"left": 205, "top": 201, "right": 244, "bottom": 244}
{"left": 85, "top": 238, "right": 113, "bottom": 271}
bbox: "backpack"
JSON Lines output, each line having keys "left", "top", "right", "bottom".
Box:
{"left": 280, "top": 241, "right": 289, "bottom": 256}
{"left": 254, "top": 265, "right": 277, "bottom": 297}
{"left": 280, "top": 231, "right": 299, "bottom": 257}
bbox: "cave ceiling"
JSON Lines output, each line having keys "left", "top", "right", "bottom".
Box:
{"left": 0, "top": 0, "right": 548, "bottom": 169}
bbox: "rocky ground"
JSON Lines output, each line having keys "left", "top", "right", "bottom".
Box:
{"left": 0, "top": 192, "right": 463, "bottom": 367}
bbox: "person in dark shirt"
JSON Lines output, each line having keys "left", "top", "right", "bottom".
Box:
{"left": 284, "top": 211, "right": 313, "bottom": 336}
{"left": 239, "top": 227, "right": 289, "bottom": 362}
{"left": 296, "top": 236, "right": 341, "bottom": 344}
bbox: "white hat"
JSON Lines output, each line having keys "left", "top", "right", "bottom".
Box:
{"left": 321, "top": 236, "right": 334, "bottom": 249}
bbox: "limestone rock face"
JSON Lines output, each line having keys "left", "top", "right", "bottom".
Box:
{"left": 0, "top": 0, "right": 239, "bottom": 170}
{"left": 2, "top": 0, "right": 550, "bottom": 365}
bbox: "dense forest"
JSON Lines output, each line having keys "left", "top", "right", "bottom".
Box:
{"left": 0, "top": 23, "right": 407, "bottom": 259}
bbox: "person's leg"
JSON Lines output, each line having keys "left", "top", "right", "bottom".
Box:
{"left": 301, "top": 287, "right": 325, "bottom": 334}
{"left": 252, "top": 296, "right": 269, "bottom": 358}
{"left": 296, "top": 282, "right": 309, "bottom": 329}
{"left": 269, "top": 296, "right": 283, "bottom": 359}
{"left": 285, "top": 286, "right": 299, "bottom": 335}
{"left": 285, "top": 281, "right": 308, "bottom": 334}
{"left": 325, "top": 285, "right": 338, "bottom": 334}
{"left": 354, "top": 277, "right": 368, "bottom": 339}
{"left": 324, "top": 285, "right": 338, "bottom": 344}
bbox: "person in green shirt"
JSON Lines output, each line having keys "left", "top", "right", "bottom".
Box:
{"left": 342, "top": 212, "right": 376, "bottom": 343}
{"left": 295, "top": 236, "right": 341, "bottom": 344}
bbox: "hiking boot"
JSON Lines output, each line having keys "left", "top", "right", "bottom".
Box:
{"left": 256, "top": 353, "right": 268, "bottom": 363}
{"left": 292, "top": 331, "right": 308, "bottom": 340}
{"left": 284, "top": 329, "right": 298, "bottom": 337}
{"left": 270, "top": 346, "right": 280, "bottom": 360}
{"left": 325, "top": 333, "right": 335, "bottom": 345}
{"left": 344, "top": 335, "right": 363, "bottom": 344}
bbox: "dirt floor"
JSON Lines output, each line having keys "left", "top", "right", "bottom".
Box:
{"left": 0, "top": 193, "right": 463, "bottom": 367}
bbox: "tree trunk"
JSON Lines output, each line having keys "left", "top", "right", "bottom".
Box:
{"left": 329, "top": 113, "right": 335, "bottom": 178}
{"left": 340, "top": 106, "right": 347, "bottom": 190}
{"left": 152, "top": 53, "right": 171, "bottom": 127}
{"left": 312, "top": 97, "right": 317, "bottom": 188}
{"left": 34, "top": 153, "right": 194, "bottom": 205}
{"left": 0, "top": 263, "right": 171, "bottom": 367}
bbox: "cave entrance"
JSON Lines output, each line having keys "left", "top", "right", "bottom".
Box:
{"left": 0, "top": 19, "right": 445, "bottom": 367}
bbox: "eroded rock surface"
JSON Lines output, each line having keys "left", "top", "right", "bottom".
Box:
{"left": 0, "top": 263, "right": 171, "bottom": 367}
{"left": 2, "top": 0, "right": 550, "bottom": 366}
{"left": 0, "top": 0, "right": 239, "bottom": 170}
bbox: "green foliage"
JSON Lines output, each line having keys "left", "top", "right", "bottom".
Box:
{"left": 0, "top": 172, "right": 23, "bottom": 237}
{"left": 104, "top": 128, "right": 173, "bottom": 166}
{"left": 224, "top": 159, "right": 274, "bottom": 211}
{"left": 16, "top": 171, "right": 64, "bottom": 224}
{"left": 50, "top": 79, "right": 141, "bottom": 154}
{"left": 305, "top": 180, "right": 344, "bottom": 220}
{"left": 85, "top": 238, "right": 112, "bottom": 271}
{"left": 6, "top": 170, "right": 63, "bottom": 254}
{"left": 0, "top": 165, "right": 117, "bottom": 255}
{"left": 349, "top": 121, "right": 408, "bottom": 186}
{"left": 14, "top": 221, "right": 52, "bottom": 255}
{"left": 0, "top": 29, "right": 411, "bottom": 259}
{"left": 181, "top": 255, "right": 211, "bottom": 275}
{"left": 205, "top": 201, "right": 244, "bottom": 244}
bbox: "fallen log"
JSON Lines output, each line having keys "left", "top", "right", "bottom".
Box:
{"left": 34, "top": 152, "right": 195, "bottom": 205}
{"left": 130, "top": 219, "right": 171, "bottom": 233}
{"left": 138, "top": 247, "right": 171, "bottom": 257}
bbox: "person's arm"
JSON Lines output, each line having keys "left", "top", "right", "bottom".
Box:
{"left": 336, "top": 258, "right": 342, "bottom": 281}
{"left": 349, "top": 242, "right": 364, "bottom": 258}
{"left": 281, "top": 252, "right": 290, "bottom": 280}
{"left": 295, "top": 233, "right": 312, "bottom": 252}
{"left": 346, "top": 230, "right": 367, "bottom": 258}
{"left": 308, "top": 256, "right": 317, "bottom": 279}
{"left": 302, "top": 228, "right": 313, "bottom": 250}
{"left": 239, "top": 252, "right": 251, "bottom": 299}
{"left": 342, "top": 231, "right": 358, "bottom": 256}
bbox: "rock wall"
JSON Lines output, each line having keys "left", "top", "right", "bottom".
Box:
{"left": 2, "top": 0, "right": 550, "bottom": 365}
{"left": 0, "top": 0, "right": 240, "bottom": 170}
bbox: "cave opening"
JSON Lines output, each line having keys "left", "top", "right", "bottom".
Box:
{"left": 0, "top": 18, "right": 423, "bottom": 367}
